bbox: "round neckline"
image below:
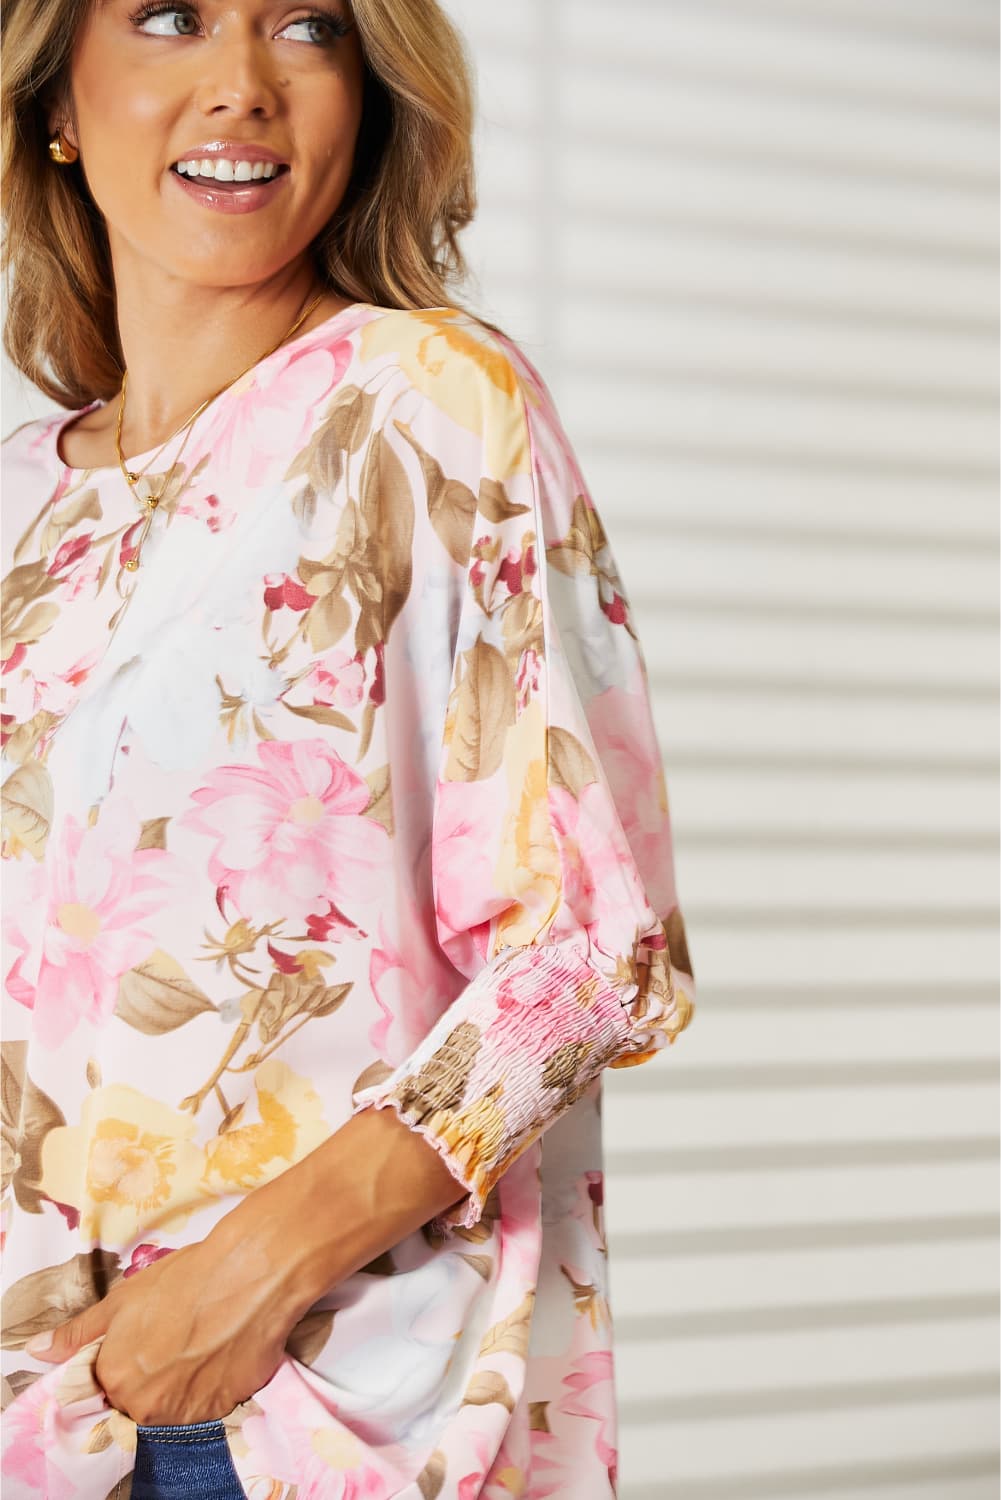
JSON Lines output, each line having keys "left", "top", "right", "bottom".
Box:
{"left": 53, "top": 298, "right": 377, "bottom": 476}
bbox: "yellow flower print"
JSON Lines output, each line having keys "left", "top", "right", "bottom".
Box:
{"left": 436, "top": 1088, "right": 507, "bottom": 1178}
{"left": 40, "top": 1087, "right": 209, "bottom": 1246}
{"left": 359, "top": 309, "right": 531, "bottom": 479}
{"left": 202, "top": 1059, "right": 329, "bottom": 1193}
{"left": 493, "top": 700, "right": 561, "bottom": 950}
{"left": 310, "top": 1425, "right": 365, "bottom": 1470}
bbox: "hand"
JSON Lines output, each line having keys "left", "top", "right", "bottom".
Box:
{"left": 22, "top": 1104, "right": 466, "bottom": 1424}
{"left": 24, "top": 1225, "right": 303, "bottom": 1425}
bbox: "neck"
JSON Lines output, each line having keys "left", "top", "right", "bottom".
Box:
{"left": 107, "top": 253, "right": 342, "bottom": 453}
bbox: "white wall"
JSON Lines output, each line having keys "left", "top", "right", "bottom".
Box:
{"left": 3, "top": 3, "right": 998, "bottom": 1496}
{"left": 444, "top": 1, "right": 1001, "bottom": 1497}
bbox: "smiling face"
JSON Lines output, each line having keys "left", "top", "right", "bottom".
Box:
{"left": 55, "top": 0, "right": 365, "bottom": 290}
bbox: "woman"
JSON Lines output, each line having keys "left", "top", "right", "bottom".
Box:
{"left": 0, "top": 1, "right": 696, "bottom": 1496}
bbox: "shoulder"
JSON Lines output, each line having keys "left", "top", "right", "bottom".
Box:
{"left": 1, "top": 409, "right": 73, "bottom": 543}
{"left": 356, "top": 305, "right": 560, "bottom": 480}
{"left": 1, "top": 408, "right": 68, "bottom": 464}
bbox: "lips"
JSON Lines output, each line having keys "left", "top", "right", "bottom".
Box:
{"left": 168, "top": 160, "right": 292, "bottom": 215}
{"left": 170, "top": 161, "right": 290, "bottom": 189}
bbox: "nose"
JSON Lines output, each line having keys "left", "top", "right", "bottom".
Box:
{"left": 194, "top": 33, "right": 281, "bottom": 120}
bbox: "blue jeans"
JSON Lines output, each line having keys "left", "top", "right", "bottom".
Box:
{"left": 130, "top": 1419, "right": 245, "bottom": 1499}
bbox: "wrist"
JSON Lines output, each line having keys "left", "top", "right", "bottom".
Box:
{"left": 205, "top": 1105, "right": 467, "bottom": 1314}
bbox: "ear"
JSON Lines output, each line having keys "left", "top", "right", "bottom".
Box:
{"left": 44, "top": 87, "right": 78, "bottom": 149}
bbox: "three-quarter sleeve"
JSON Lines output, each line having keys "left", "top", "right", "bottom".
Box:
{"left": 350, "top": 324, "right": 695, "bottom": 1228}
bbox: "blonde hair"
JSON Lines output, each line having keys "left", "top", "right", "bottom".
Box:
{"left": 0, "top": 0, "right": 477, "bottom": 408}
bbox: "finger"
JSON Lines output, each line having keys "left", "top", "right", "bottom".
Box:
{"left": 25, "top": 1300, "right": 113, "bottom": 1362}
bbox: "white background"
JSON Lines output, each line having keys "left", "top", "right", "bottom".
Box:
{"left": 3, "top": 2, "right": 999, "bottom": 1496}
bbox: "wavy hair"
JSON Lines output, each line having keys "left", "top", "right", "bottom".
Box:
{"left": 0, "top": 0, "right": 478, "bottom": 408}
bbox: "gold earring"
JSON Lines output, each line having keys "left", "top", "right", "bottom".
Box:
{"left": 48, "top": 130, "right": 78, "bottom": 165}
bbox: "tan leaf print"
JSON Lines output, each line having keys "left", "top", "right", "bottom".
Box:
{"left": 84, "top": 1417, "right": 114, "bottom": 1454}
{"left": 364, "top": 764, "right": 394, "bottom": 835}
{"left": 477, "top": 476, "right": 531, "bottom": 524}
{"left": 39, "top": 487, "right": 102, "bottom": 555}
{"left": 1, "top": 1250, "right": 121, "bottom": 1350}
{"left": 395, "top": 1020, "right": 482, "bottom": 1119}
{"left": 1, "top": 1042, "right": 66, "bottom": 1215}
{"left": 1, "top": 759, "right": 54, "bottom": 860}
{"left": 253, "top": 972, "right": 352, "bottom": 1046}
{"left": 445, "top": 635, "right": 516, "bottom": 782}
{"left": 135, "top": 817, "right": 170, "bottom": 851}
{"left": 352, "top": 1058, "right": 394, "bottom": 1097}
{"left": 458, "top": 1253, "right": 494, "bottom": 1281}
{"left": 665, "top": 905, "right": 694, "bottom": 979}
{"left": 283, "top": 386, "right": 378, "bottom": 490}
{"left": 359, "top": 427, "right": 414, "bottom": 639}
{"left": 1, "top": 709, "right": 58, "bottom": 770}
{"left": 548, "top": 726, "right": 597, "bottom": 795}
{"left": 306, "top": 589, "right": 352, "bottom": 654}
{"left": 501, "top": 591, "right": 544, "bottom": 664}
{"left": 283, "top": 700, "right": 356, "bottom": 733}
{"left": 529, "top": 1400, "right": 551, "bottom": 1433}
{"left": 559, "top": 1263, "right": 610, "bottom": 1329}
{"left": 462, "top": 1370, "right": 516, "bottom": 1414}
{"left": 116, "top": 950, "right": 217, "bottom": 1035}
{"left": 286, "top": 1307, "right": 335, "bottom": 1366}
{"left": 395, "top": 420, "right": 477, "bottom": 567}
{"left": 478, "top": 1289, "right": 535, "bottom": 1360}
{"left": 416, "top": 1449, "right": 447, "bottom": 1500}
{"left": 2, "top": 1369, "right": 42, "bottom": 1410}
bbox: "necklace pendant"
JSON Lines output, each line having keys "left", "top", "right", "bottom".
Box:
{"left": 146, "top": 496, "right": 160, "bottom": 510}
{"left": 127, "top": 470, "right": 140, "bottom": 483}
{"left": 124, "top": 558, "right": 140, "bottom": 572}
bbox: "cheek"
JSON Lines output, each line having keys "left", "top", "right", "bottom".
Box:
{"left": 75, "top": 77, "right": 174, "bottom": 207}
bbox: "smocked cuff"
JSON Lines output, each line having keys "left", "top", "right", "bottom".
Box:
{"left": 349, "top": 939, "right": 633, "bottom": 1231}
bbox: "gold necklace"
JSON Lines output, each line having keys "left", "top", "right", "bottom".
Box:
{"left": 115, "top": 289, "right": 327, "bottom": 571}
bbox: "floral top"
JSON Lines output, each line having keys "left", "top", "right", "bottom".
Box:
{"left": 0, "top": 303, "right": 695, "bottom": 1500}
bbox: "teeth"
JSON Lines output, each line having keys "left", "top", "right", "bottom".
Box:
{"left": 176, "top": 159, "right": 281, "bottom": 181}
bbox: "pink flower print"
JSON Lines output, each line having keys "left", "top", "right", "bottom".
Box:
{"left": 264, "top": 572, "right": 316, "bottom": 613}
{"left": 455, "top": 1432, "right": 494, "bottom": 1500}
{"left": 60, "top": 552, "right": 102, "bottom": 602}
{"left": 432, "top": 779, "right": 508, "bottom": 977}
{"left": 2, "top": 649, "right": 102, "bottom": 726}
{"left": 2, "top": 642, "right": 27, "bottom": 673}
{"left": 24, "top": 804, "right": 178, "bottom": 1050}
{"left": 559, "top": 1350, "right": 618, "bottom": 1480}
{"left": 547, "top": 780, "right": 652, "bottom": 963}
{"left": 304, "top": 898, "right": 366, "bottom": 944}
{"left": 176, "top": 489, "right": 236, "bottom": 534}
{"left": 123, "top": 1242, "right": 176, "bottom": 1278}
{"left": 585, "top": 682, "right": 677, "bottom": 917}
{"left": 303, "top": 649, "right": 366, "bottom": 710}
{"left": 197, "top": 337, "right": 353, "bottom": 490}
{"left": 368, "top": 900, "right": 452, "bottom": 1065}
{"left": 1, "top": 1375, "right": 76, "bottom": 1500}
{"left": 180, "top": 738, "right": 389, "bottom": 925}
{"left": 515, "top": 646, "right": 542, "bottom": 710}
{"left": 600, "top": 590, "right": 628, "bottom": 626}
{"left": 497, "top": 535, "right": 536, "bottom": 599}
{"left": 46, "top": 530, "right": 92, "bottom": 578}
{"left": 238, "top": 1365, "right": 399, "bottom": 1500}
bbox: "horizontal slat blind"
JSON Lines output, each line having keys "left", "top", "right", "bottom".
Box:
{"left": 443, "top": 0, "right": 1000, "bottom": 1495}
{"left": 2, "top": 3, "right": 998, "bottom": 1494}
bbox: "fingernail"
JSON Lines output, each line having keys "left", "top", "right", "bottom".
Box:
{"left": 25, "top": 1331, "right": 55, "bottom": 1356}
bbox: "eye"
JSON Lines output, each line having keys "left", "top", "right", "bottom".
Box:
{"left": 129, "top": 3, "right": 199, "bottom": 37}
{"left": 275, "top": 11, "right": 352, "bottom": 47}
